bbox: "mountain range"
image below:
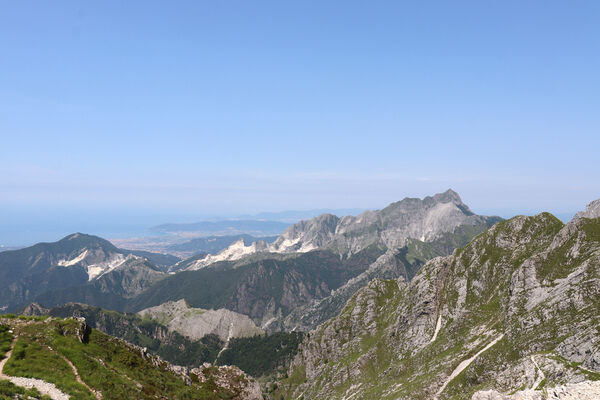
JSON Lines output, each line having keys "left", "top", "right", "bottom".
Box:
{"left": 273, "top": 200, "right": 600, "bottom": 399}
{"left": 2, "top": 189, "right": 599, "bottom": 399}
{"left": 1, "top": 190, "right": 499, "bottom": 329}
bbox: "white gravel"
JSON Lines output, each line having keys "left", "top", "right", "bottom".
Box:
{"left": 5, "top": 376, "right": 70, "bottom": 400}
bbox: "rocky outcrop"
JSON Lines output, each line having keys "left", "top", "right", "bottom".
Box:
{"left": 270, "top": 189, "right": 498, "bottom": 256}
{"left": 138, "top": 299, "right": 264, "bottom": 342}
{"left": 573, "top": 198, "right": 600, "bottom": 220}
{"left": 192, "top": 363, "right": 263, "bottom": 400}
{"left": 21, "top": 302, "right": 50, "bottom": 316}
{"left": 274, "top": 207, "right": 600, "bottom": 399}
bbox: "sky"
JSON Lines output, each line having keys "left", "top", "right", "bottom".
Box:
{"left": 1, "top": 1, "right": 599, "bottom": 245}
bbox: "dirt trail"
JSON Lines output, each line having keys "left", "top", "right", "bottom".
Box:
{"left": 435, "top": 334, "right": 505, "bottom": 399}
{"left": 0, "top": 337, "right": 70, "bottom": 400}
{"left": 58, "top": 353, "right": 102, "bottom": 399}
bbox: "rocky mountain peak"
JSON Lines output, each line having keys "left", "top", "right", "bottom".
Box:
{"left": 432, "top": 188, "right": 463, "bottom": 204}
{"left": 173, "top": 190, "right": 501, "bottom": 271}
{"left": 573, "top": 197, "right": 600, "bottom": 221}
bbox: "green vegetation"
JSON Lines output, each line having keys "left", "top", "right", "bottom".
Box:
{"left": 0, "top": 325, "right": 12, "bottom": 359}
{"left": 217, "top": 332, "right": 304, "bottom": 377}
{"left": 538, "top": 216, "right": 599, "bottom": 282}
{"left": 5, "top": 338, "right": 95, "bottom": 399}
{"left": 0, "top": 379, "right": 52, "bottom": 400}
{"left": 1, "top": 318, "right": 250, "bottom": 400}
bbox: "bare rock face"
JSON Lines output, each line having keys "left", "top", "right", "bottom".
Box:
{"left": 270, "top": 189, "right": 500, "bottom": 257}
{"left": 473, "top": 380, "right": 600, "bottom": 400}
{"left": 21, "top": 302, "right": 50, "bottom": 316}
{"left": 275, "top": 204, "right": 600, "bottom": 399}
{"left": 138, "top": 299, "right": 264, "bottom": 341}
{"left": 573, "top": 198, "right": 600, "bottom": 220}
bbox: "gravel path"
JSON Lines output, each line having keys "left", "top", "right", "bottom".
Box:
{"left": 429, "top": 314, "right": 443, "bottom": 344}
{"left": 530, "top": 354, "right": 545, "bottom": 389}
{"left": 0, "top": 338, "right": 71, "bottom": 400}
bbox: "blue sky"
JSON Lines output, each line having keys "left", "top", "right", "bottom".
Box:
{"left": 1, "top": 1, "right": 599, "bottom": 244}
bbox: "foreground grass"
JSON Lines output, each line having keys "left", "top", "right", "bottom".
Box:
{"left": 1, "top": 318, "right": 236, "bottom": 400}
{"left": 0, "top": 325, "right": 12, "bottom": 359}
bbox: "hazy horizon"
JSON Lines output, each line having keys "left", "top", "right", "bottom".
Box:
{"left": 0, "top": 190, "right": 583, "bottom": 247}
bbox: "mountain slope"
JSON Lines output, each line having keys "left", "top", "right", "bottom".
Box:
{"left": 138, "top": 299, "right": 264, "bottom": 342}
{"left": 0, "top": 234, "right": 170, "bottom": 312}
{"left": 129, "top": 246, "right": 385, "bottom": 331}
{"left": 0, "top": 315, "right": 262, "bottom": 399}
{"left": 31, "top": 255, "right": 166, "bottom": 311}
{"left": 22, "top": 302, "right": 305, "bottom": 380}
{"left": 0, "top": 233, "right": 124, "bottom": 311}
{"left": 26, "top": 302, "right": 224, "bottom": 368}
{"left": 166, "top": 234, "right": 278, "bottom": 258}
{"left": 274, "top": 209, "right": 600, "bottom": 399}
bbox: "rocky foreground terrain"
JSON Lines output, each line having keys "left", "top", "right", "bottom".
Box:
{"left": 272, "top": 200, "right": 600, "bottom": 399}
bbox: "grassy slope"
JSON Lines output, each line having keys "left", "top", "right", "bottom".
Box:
{"left": 0, "top": 316, "right": 244, "bottom": 400}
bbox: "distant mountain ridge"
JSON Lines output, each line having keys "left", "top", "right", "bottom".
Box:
{"left": 0, "top": 233, "right": 169, "bottom": 312}
{"left": 166, "top": 234, "right": 278, "bottom": 258}
{"left": 176, "top": 189, "right": 501, "bottom": 271}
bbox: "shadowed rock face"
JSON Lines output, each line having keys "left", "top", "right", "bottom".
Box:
{"left": 274, "top": 202, "right": 600, "bottom": 399}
